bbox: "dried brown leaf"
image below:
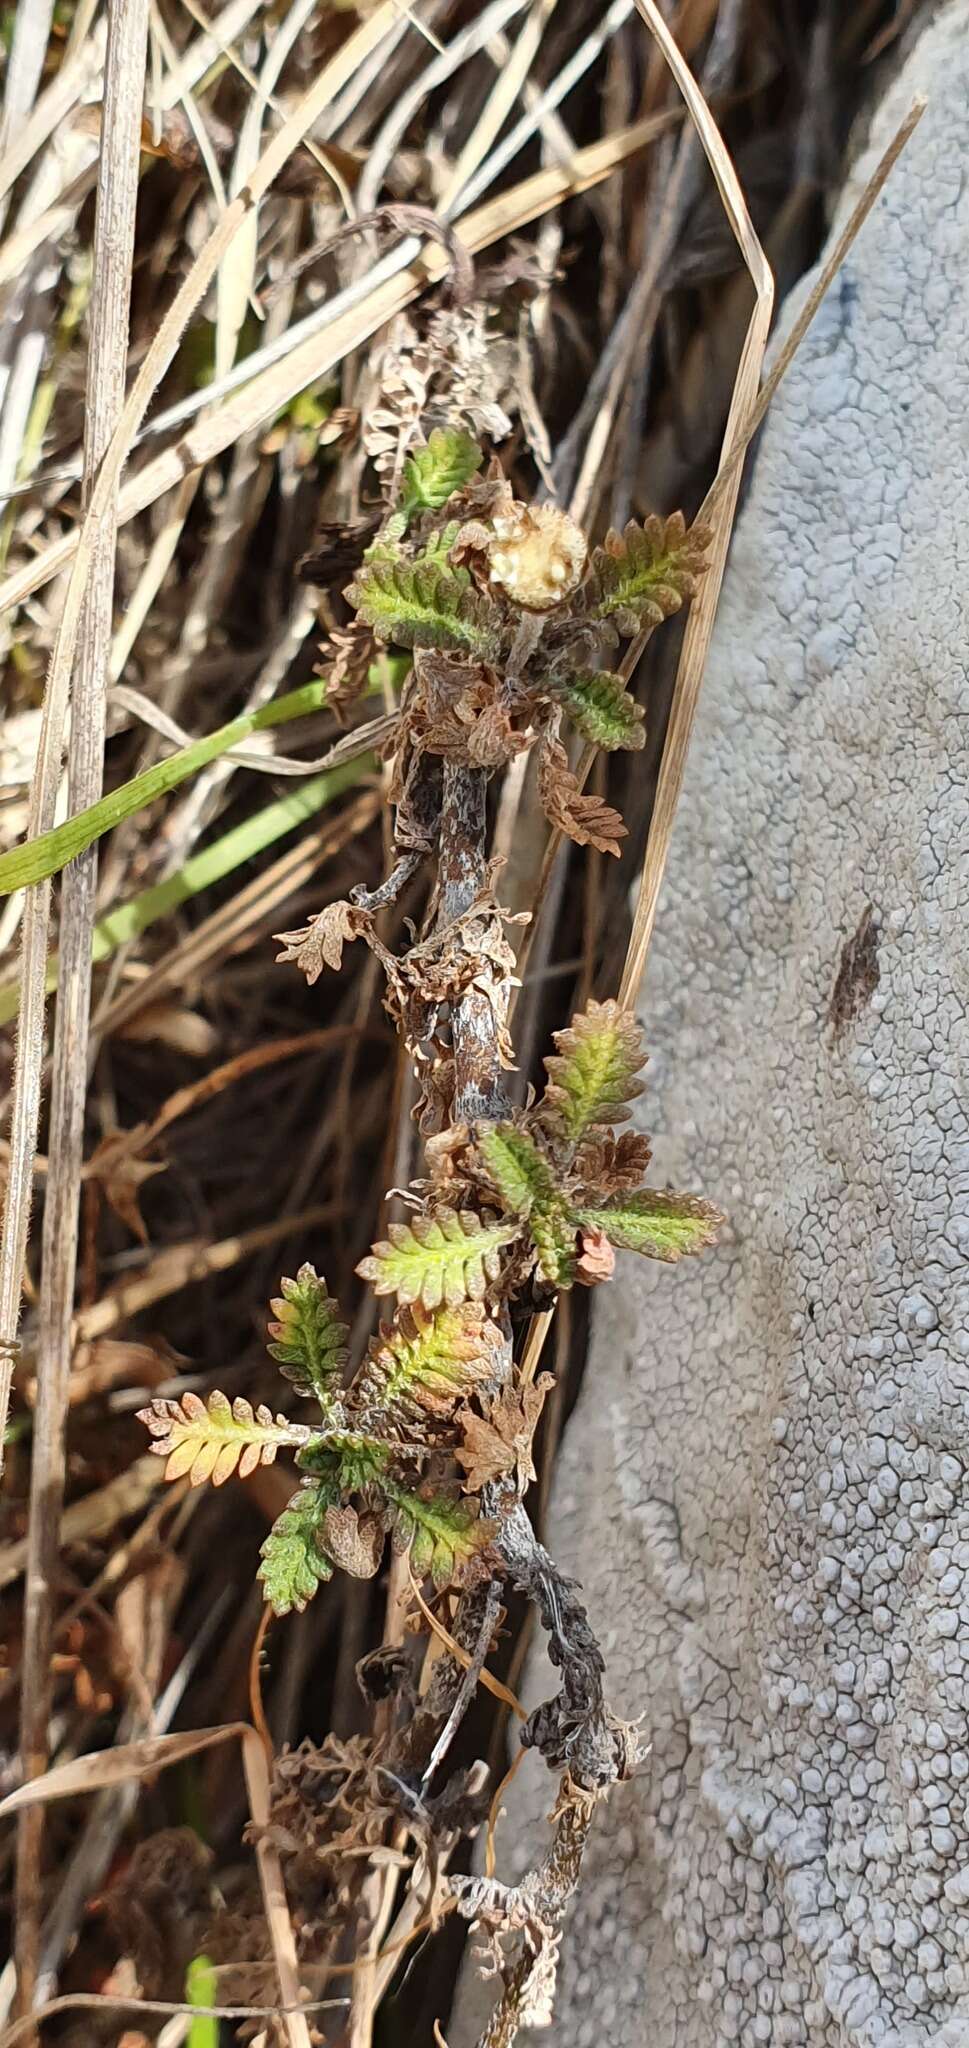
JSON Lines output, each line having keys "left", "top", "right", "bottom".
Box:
{"left": 315, "top": 616, "right": 378, "bottom": 718}
{"left": 574, "top": 1130, "right": 654, "bottom": 1194}
{"left": 455, "top": 1373, "right": 555, "bottom": 1495}
{"left": 574, "top": 1226, "right": 616, "bottom": 1286}
{"left": 322, "top": 1505, "right": 384, "bottom": 1580}
{"left": 84, "top": 1127, "right": 167, "bottom": 1243}
{"left": 537, "top": 725, "right": 626, "bottom": 856}
{"left": 275, "top": 899, "right": 372, "bottom": 982}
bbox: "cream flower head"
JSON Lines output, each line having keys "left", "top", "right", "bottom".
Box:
{"left": 487, "top": 503, "right": 587, "bottom": 612}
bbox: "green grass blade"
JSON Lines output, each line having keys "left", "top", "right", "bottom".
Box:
{"left": 0, "top": 678, "right": 331, "bottom": 895}
{"left": 0, "top": 755, "right": 372, "bottom": 1026}
{"left": 185, "top": 1953, "right": 219, "bottom": 2048}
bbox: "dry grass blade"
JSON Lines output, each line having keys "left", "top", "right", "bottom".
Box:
{"left": 242, "top": 1713, "right": 314, "bottom": 2048}
{"left": 107, "top": 470, "right": 202, "bottom": 681}
{"left": 697, "top": 95, "right": 927, "bottom": 534}
{"left": 617, "top": 0, "right": 774, "bottom": 1011}
{"left": 158, "top": 0, "right": 267, "bottom": 107}
{"left": 0, "top": 108, "right": 674, "bottom": 619}
{"left": 455, "top": 0, "right": 562, "bottom": 203}
{"left": 214, "top": 0, "right": 321, "bottom": 380}
{"left": 73, "top": 1201, "right": 342, "bottom": 1343}
{"left": 439, "top": 0, "right": 564, "bottom": 213}
{"left": 0, "top": 1726, "right": 246, "bottom": 1813}
{"left": 0, "top": 171, "right": 99, "bottom": 294}
{"left": 0, "top": 2, "right": 55, "bottom": 225}
{"left": 176, "top": 0, "right": 356, "bottom": 210}
{"left": 0, "top": 14, "right": 104, "bottom": 227}
{"left": 452, "top": 0, "right": 640, "bottom": 219}
{"left": 518, "top": 1304, "right": 554, "bottom": 1389}
{"left": 357, "top": 0, "right": 533, "bottom": 216}
{"left": 618, "top": 85, "right": 926, "bottom": 1008}
{"left": 0, "top": 0, "right": 401, "bottom": 1437}
{"left": 14, "top": 0, "right": 150, "bottom": 2014}
{"left": 634, "top": 0, "right": 771, "bottom": 295}
{"left": 485, "top": 1746, "right": 527, "bottom": 1880}
{"left": 0, "top": 1724, "right": 312, "bottom": 2048}
{"left": 148, "top": 1, "right": 227, "bottom": 211}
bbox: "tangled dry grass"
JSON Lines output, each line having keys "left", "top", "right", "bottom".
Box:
{"left": 0, "top": 2, "right": 924, "bottom": 2042}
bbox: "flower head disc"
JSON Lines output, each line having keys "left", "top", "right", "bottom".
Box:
{"left": 487, "top": 503, "right": 587, "bottom": 612}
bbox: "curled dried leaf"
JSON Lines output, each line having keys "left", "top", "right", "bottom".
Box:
{"left": 574, "top": 1225, "right": 616, "bottom": 1286}
{"left": 275, "top": 900, "right": 372, "bottom": 982}
{"left": 455, "top": 1373, "right": 555, "bottom": 1495}
{"left": 315, "top": 617, "right": 378, "bottom": 716}
{"left": 537, "top": 726, "right": 626, "bottom": 857}
{"left": 573, "top": 1129, "right": 654, "bottom": 1195}
{"left": 322, "top": 1505, "right": 385, "bottom": 1579}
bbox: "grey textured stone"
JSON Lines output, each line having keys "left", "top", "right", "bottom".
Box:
{"left": 456, "top": 5, "right": 969, "bottom": 2042}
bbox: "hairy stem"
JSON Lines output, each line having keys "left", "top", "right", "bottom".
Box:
{"left": 455, "top": 1785, "right": 600, "bottom": 2048}
{"left": 438, "top": 760, "right": 508, "bottom": 1122}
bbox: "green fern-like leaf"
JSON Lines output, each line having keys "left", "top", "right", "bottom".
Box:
{"left": 585, "top": 512, "right": 710, "bottom": 637}
{"left": 346, "top": 557, "right": 497, "bottom": 657}
{"left": 555, "top": 670, "right": 646, "bottom": 751}
{"left": 476, "top": 1124, "right": 557, "bottom": 1215}
{"left": 540, "top": 998, "right": 647, "bottom": 1148}
{"left": 419, "top": 519, "right": 462, "bottom": 563}
{"left": 575, "top": 1190, "right": 722, "bottom": 1262}
{"left": 296, "top": 1431, "right": 391, "bottom": 1492}
{"left": 356, "top": 1303, "right": 502, "bottom": 1424}
{"left": 259, "top": 1481, "right": 335, "bottom": 1615}
{"left": 267, "top": 1264, "right": 348, "bottom": 1413}
{"left": 400, "top": 428, "right": 483, "bottom": 517}
{"left": 529, "top": 1201, "right": 577, "bottom": 1290}
{"left": 357, "top": 1208, "right": 518, "bottom": 1309}
{"left": 476, "top": 1123, "right": 575, "bottom": 1287}
{"left": 363, "top": 512, "right": 408, "bottom": 561}
{"left": 386, "top": 1484, "right": 492, "bottom": 1592}
{"left": 138, "top": 1390, "right": 306, "bottom": 1488}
